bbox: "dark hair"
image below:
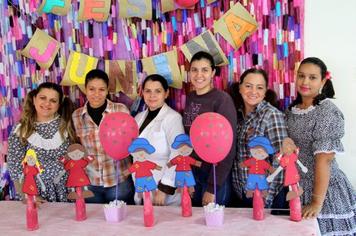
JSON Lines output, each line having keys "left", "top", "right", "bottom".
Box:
{"left": 85, "top": 69, "right": 109, "bottom": 87}
{"left": 142, "top": 74, "right": 169, "bottom": 91}
{"left": 229, "top": 68, "right": 279, "bottom": 115}
{"left": 190, "top": 51, "right": 216, "bottom": 71}
{"left": 18, "top": 82, "right": 76, "bottom": 144}
{"left": 289, "top": 57, "right": 335, "bottom": 109}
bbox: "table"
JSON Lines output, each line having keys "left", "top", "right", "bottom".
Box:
{"left": 0, "top": 201, "right": 320, "bottom": 236}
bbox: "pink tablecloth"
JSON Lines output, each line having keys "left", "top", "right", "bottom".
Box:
{"left": 0, "top": 201, "right": 319, "bottom": 236}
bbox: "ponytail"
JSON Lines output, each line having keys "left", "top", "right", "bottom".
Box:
{"left": 59, "top": 97, "right": 77, "bottom": 143}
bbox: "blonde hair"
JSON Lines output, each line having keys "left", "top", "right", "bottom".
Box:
{"left": 21, "top": 149, "right": 44, "bottom": 174}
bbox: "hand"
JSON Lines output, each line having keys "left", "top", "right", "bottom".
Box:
{"left": 266, "top": 174, "right": 274, "bottom": 183}
{"left": 302, "top": 202, "right": 322, "bottom": 219}
{"left": 153, "top": 190, "right": 166, "bottom": 206}
{"left": 202, "top": 191, "right": 215, "bottom": 206}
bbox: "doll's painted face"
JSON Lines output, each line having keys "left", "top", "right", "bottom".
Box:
{"left": 282, "top": 138, "right": 297, "bottom": 155}
{"left": 131, "top": 150, "right": 149, "bottom": 160}
{"left": 250, "top": 146, "right": 269, "bottom": 160}
{"left": 68, "top": 149, "right": 85, "bottom": 161}
{"left": 178, "top": 144, "right": 193, "bottom": 156}
{"left": 26, "top": 155, "right": 36, "bottom": 166}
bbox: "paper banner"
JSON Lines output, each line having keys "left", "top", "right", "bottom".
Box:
{"left": 37, "top": 0, "right": 71, "bottom": 15}
{"left": 161, "top": 0, "right": 196, "bottom": 13}
{"left": 105, "top": 60, "right": 138, "bottom": 99}
{"left": 21, "top": 29, "right": 60, "bottom": 69}
{"left": 180, "top": 30, "right": 228, "bottom": 66}
{"left": 214, "top": 2, "right": 258, "bottom": 49}
{"left": 118, "top": 0, "right": 152, "bottom": 20}
{"left": 61, "top": 51, "right": 98, "bottom": 88}
{"left": 78, "top": 0, "right": 111, "bottom": 22}
{"left": 141, "top": 49, "right": 183, "bottom": 89}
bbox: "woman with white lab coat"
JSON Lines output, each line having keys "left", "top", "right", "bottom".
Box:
{"left": 133, "top": 74, "right": 184, "bottom": 206}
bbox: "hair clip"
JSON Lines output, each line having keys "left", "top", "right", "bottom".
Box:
{"left": 325, "top": 71, "right": 332, "bottom": 80}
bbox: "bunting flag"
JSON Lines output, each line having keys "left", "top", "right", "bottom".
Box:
{"left": 141, "top": 49, "right": 183, "bottom": 89}
{"left": 21, "top": 29, "right": 60, "bottom": 69}
{"left": 0, "top": 0, "right": 304, "bottom": 154}
{"left": 181, "top": 30, "right": 229, "bottom": 66}
{"left": 78, "top": 0, "right": 111, "bottom": 22}
{"left": 118, "top": 0, "right": 152, "bottom": 20}
{"left": 105, "top": 59, "right": 138, "bottom": 99}
{"left": 214, "top": 2, "right": 258, "bottom": 49}
{"left": 37, "top": 0, "right": 71, "bottom": 15}
{"left": 61, "top": 51, "right": 99, "bottom": 88}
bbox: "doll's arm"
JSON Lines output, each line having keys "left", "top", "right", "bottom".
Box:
{"left": 54, "top": 170, "right": 66, "bottom": 184}
{"left": 166, "top": 161, "right": 173, "bottom": 168}
{"left": 194, "top": 160, "right": 202, "bottom": 167}
{"left": 36, "top": 175, "right": 46, "bottom": 192}
{"left": 155, "top": 165, "right": 162, "bottom": 171}
{"left": 297, "top": 159, "right": 308, "bottom": 173}
{"left": 266, "top": 166, "right": 283, "bottom": 182}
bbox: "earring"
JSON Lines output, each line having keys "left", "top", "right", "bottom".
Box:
{"left": 318, "top": 86, "right": 323, "bottom": 94}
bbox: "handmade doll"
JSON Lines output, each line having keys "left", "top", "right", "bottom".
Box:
{"left": 124, "top": 138, "right": 162, "bottom": 227}
{"left": 168, "top": 134, "right": 201, "bottom": 192}
{"left": 267, "top": 137, "right": 308, "bottom": 200}
{"left": 21, "top": 149, "right": 46, "bottom": 230}
{"left": 240, "top": 136, "right": 274, "bottom": 198}
{"left": 168, "top": 134, "right": 201, "bottom": 216}
{"left": 55, "top": 144, "right": 94, "bottom": 200}
{"left": 21, "top": 149, "right": 46, "bottom": 198}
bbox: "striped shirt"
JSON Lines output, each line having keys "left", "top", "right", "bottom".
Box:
{"left": 72, "top": 100, "right": 131, "bottom": 187}
{"left": 232, "top": 100, "right": 288, "bottom": 207}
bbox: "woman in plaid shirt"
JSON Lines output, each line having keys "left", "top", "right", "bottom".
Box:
{"left": 230, "top": 68, "right": 288, "bottom": 208}
{"left": 72, "top": 69, "right": 134, "bottom": 204}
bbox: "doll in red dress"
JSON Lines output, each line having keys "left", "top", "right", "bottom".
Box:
{"left": 21, "top": 149, "right": 46, "bottom": 197}
{"left": 267, "top": 138, "right": 308, "bottom": 200}
{"left": 55, "top": 144, "right": 94, "bottom": 200}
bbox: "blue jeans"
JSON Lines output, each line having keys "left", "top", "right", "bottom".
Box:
{"left": 85, "top": 177, "right": 134, "bottom": 204}
{"left": 191, "top": 167, "right": 231, "bottom": 207}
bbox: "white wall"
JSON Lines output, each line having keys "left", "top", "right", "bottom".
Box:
{"left": 304, "top": 0, "right": 356, "bottom": 187}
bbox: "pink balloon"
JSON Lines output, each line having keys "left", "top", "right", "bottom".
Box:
{"left": 175, "top": 0, "right": 199, "bottom": 8}
{"left": 190, "top": 112, "right": 233, "bottom": 164}
{"left": 99, "top": 112, "right": 139, "bottom": 160}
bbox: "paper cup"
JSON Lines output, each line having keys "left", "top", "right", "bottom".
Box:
{"left": 103, "top": 204, "right": 127, "bottom": 223}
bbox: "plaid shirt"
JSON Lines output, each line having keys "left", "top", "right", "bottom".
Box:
{"left": 232, "top": 100, "right": 288, "bottom": 207}
{"left": 72, "top": 100, "right": 131, "bottom": 187}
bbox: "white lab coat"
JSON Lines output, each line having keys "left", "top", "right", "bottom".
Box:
{"left": 134, "top": 103, "right": 184, "bottom": 205}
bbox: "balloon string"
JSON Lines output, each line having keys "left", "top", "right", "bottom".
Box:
{"left": 213, "top": 163, "right": 216, "bottom": 205}
{"left": 115, "top": 161, "right": 119, "bottom": 205}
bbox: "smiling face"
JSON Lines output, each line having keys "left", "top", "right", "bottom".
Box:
{"left": 189, "top": 58, "right": 215, "bottom": 95}
{"left": 178, "top": 144, "right": 193, "bottom": 156}
{"left": 142, "top": 80, "right": 169, "bottom": 111}
{"left": 68, "top": 149, "right": 85, "bottom": 161}
{"left": 132, "top": 150, "right": 149, "bottom": 160}
{"left": 239, "top": 73, "right": 267, "bottom": 112}
{"left": 250, "top": 146, "right": 269, "bottom": 160}
{"left": 85, "top": 78, "right": 108, "bottom": 108}
{"left": 296, "top": 63, "right": 326, "bottom": 100}
{"left": 33, "top": 88, "right": 60, "bottom": 122}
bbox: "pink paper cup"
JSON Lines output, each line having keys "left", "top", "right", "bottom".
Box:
{"left": 103, "top": 205, "right": 127, "bottom": 223}
{"left": 204, "top": 208, "right": 224, "bottom": 227}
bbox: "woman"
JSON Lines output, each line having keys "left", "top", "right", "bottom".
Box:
{"left": 183, "top": 51, "right": 237, "bottom": 206}
{"left": 7, "top": 82, "right": 76, "bottom": 202}
{"left": 134, "top": 74, "right": 184, "bottom": 206}
{"left": 72, "top": 69, "right": 134, "bottom": 204}
{"left": 230, "top": 68, "right": 288, "bottom": 208}
{"left": 286, "top": 57, "right": 356, "bottom": 235}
